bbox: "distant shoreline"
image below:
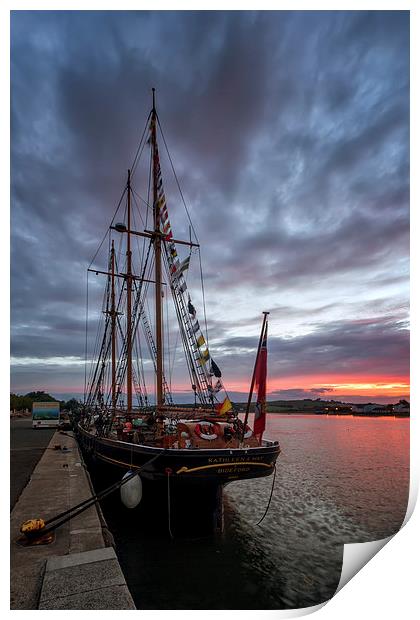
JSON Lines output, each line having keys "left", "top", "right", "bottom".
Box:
{"left": 265, "top": 411, "right": 410, "bottom": 418}
{"left": 10, "top": 410, "right": 409, "bottom": 420}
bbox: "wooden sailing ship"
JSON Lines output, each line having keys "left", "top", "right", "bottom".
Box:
{"left": 76, "top": 90, "right": 280, "bottom": 494}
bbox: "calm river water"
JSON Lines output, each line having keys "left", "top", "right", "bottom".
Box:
{"left": 98, "top": 414, "right": 409, "bottom": 609}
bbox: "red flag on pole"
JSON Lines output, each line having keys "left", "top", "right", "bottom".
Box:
{"left": 253, "top": 322, "right": 268, "bottom": 437}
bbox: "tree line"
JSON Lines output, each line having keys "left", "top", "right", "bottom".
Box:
{"left": 10, "top": 391, "right": 81, "bottom": 412}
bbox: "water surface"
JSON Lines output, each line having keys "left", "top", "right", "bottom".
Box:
{"left": 99, "top": 414, "right": 409, "bottom": 609}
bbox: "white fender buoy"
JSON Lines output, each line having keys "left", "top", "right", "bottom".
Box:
{"left": 120, "top": 471, "right": 142, "bottom": 509}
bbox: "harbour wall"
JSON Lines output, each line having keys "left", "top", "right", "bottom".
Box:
{"left": 10, "top": 429, "right": 135, "bottom": 609}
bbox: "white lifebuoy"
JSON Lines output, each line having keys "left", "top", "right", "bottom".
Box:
{"left": 195, "top": 422, "right": 218, "bottom": 440}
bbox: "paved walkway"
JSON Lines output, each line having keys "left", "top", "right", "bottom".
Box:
{"left": 10, "top": 430, "right": 135, "bottom": 609}
{"left": 10, "top": 418, "right": 55, "bottom": 509}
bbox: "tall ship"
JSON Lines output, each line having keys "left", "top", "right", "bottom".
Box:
{"left": 76, "top": 90, "right": 280, "bottom": 523}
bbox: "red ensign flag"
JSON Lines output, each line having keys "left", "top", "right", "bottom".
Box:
{"left": 253, "top": 323, "right": 268, "bottom": 437}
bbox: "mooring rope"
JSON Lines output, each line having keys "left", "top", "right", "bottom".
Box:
{"left": 166, "top": 469, "right": 174, "bottom": 540}
{"left": 23, "top": 452, "right": 164, "bottom": 540}
{"left": 255, "top": 464, "right": 277, "bottom": 526}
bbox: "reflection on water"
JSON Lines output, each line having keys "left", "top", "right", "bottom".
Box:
{"left": 98, "top": 415, "right": 409, "bottom": 609}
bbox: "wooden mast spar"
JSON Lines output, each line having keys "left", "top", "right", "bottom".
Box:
{"left": 111, "top": 240, "right": 116, "bottom": 410}
{"left": 126, "top": 169, "right": 133, "bottom": 413}
{"left": 151, "top": 88, "right": 164, "bottom": 410}
{"left": 97, "top": 89, "right": 198, "bottom": 415}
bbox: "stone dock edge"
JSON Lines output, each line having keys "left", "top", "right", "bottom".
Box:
{"left": 10, "top": 430, "right": 136, "bottom": 610}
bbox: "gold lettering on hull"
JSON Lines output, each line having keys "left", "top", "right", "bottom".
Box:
{"left": 208, "top": 455, "right": 264, "bottom": 464}
{"left": 217, "top": 467, "right": 251, "bottom": 474}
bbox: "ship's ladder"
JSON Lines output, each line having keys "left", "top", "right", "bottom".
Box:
{"left": 139, "top": 308, "right": 174, "bottom": 405}
{"left": 112, "top": 304, "right": 174, "bottom": 407}
{"left": 170, "top": 277, "right": 210, "bottom": 403}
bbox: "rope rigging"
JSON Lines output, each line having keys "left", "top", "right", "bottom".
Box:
{"left": 19, "top": 451, "right": 165, "bottom": 543}
{"left": 69, "top": 92, "right": 281, "bottom": 546}
{"left": 83, "top": 96, "right": 223, "bottom": 418}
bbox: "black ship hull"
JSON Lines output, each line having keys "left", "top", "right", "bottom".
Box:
{"left": 77, "top": 424, "right": 280, "bottom": 486}
{"left": 77, "top": 423, "right": 280, "bottom": 534}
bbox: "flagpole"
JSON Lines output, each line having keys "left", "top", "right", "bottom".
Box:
{"left": 241, "top": 312, "right": 269, "bottom": 443}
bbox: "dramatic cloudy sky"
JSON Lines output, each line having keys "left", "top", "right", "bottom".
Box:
{"left": 11, "top": 10, "right": 409, "bottom": 404}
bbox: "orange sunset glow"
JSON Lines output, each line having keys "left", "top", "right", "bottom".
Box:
{"left": 273, "top": 376, "right": 409, "bottom": 396}
{"left": 225, "top": 375, "right": 410, "bottom": 401}
{"left": 158, "top": 374, "right": 409, "bottom": 403}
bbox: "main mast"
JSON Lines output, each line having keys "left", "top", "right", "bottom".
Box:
{"left": 151, "top": 88, "right": 164, "bottom": 409}
{"left": 126, "top": 169, "right": 133, "bottom": 412}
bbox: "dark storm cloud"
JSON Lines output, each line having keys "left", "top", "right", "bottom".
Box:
{"left": 217, "top": 316, "right": 409, "bottom": 381}
{"left": 269, "top": 388, "right": 332, "bottom": 400}
{"left": 11, "top": 10, "right": 409, "bottom": 397}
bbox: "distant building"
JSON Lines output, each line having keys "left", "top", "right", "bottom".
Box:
{"left": 323, "top": 404, "right": 352, "bottom": 414}
{"left": 351, "top": 403, "right": 374, "bottom": 414}
{"left": 370, "top": 406, "right": 390, "bottom": 415}
{"left": 351, "top": 400, "right": 409, "bottom": 416}
{"left": 394, "top": 400, "right": 410, "bottom": 414}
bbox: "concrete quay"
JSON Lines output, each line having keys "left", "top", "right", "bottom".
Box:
{"left": 10, "top": 428, "right": 135, "bottom": 609}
